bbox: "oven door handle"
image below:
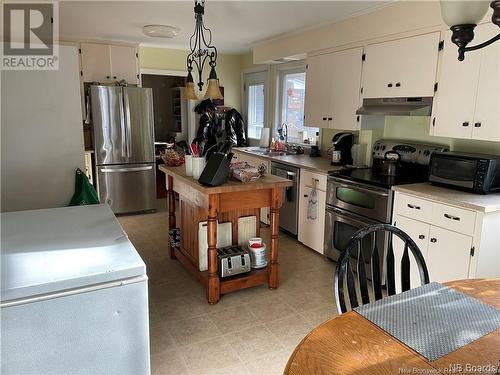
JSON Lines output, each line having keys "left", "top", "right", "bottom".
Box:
{"left": 328, "top": 180, "right": 389, "bottom": 197}
{"left": 326, "top": 206, "right": 379, "bottom": 227}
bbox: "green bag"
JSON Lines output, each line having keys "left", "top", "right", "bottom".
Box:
{"left": 69, "top": 168, "right": 100, "bottom": 206}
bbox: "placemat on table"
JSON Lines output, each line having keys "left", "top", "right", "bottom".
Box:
{"left": 355, "top": 282, "right": 500, "bottom": 361}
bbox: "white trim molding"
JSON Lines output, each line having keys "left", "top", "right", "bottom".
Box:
{"left": 140, "top": 68, "right": 187, "bottom": 76}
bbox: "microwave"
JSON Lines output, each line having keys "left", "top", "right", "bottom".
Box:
{"left": 429, "top": 151, "right": 500, "bottom": 194}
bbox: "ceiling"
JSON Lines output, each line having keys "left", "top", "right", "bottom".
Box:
{"left": 60, "top": 1, "right": 391, "bottom": 54}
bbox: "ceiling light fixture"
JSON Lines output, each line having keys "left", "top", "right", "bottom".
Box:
{"left": 143, "top": 24, "right": 180, "bottom": 39}
{"left": 440, "top": 0, "right": 500, "bottom": 61}
{"left": 184, "top": 0, "right": 223, "bottom": 100}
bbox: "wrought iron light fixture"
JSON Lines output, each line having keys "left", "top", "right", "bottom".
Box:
{"left": 440, "top": 0, "right": 500, "bottom": 61}
{"left": 184, "top": 0, "right": 223, "bottom": 100}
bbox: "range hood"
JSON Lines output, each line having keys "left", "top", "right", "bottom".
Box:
{"left": 356, "top": 97, "right": 433, "bottom": 116}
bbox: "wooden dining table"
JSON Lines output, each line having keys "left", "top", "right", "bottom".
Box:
{"left": 285, "top": 279, "right": 500, "bottom": 374}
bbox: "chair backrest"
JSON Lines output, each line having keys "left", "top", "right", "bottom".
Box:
{"left": 334, "top": 223, "right": 430, "bottom": 314}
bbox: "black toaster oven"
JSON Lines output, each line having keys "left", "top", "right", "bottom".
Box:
{"left": 429, "top": 151, "right": 500, "bottom": 194}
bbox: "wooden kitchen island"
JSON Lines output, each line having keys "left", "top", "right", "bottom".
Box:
{"left": 159, "top": 165, "right": 293, "bottom": 304}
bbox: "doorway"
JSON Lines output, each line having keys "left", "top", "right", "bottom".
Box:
{"left": 141, "top": 73, "right": 185, "bottom": 199}
{"left": 141, "top": 74, "right": 185, "bottom": 143}
{"left": 243, "top": 70, "right": 268, "bottom": 146}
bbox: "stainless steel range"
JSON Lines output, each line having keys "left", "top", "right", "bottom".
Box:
{"left": 324, "top": 140, "right": 448, "bottom": 265}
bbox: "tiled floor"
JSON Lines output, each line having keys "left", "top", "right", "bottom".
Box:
{"left": 119, "top": 202, "right": 338, "bottom": 375}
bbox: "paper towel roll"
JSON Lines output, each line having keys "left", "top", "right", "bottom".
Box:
{"left": 259, "top": 128, "right": 270, "bottom": 147}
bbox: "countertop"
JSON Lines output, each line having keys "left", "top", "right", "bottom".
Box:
{"left": 233, "top": 147, "right": 342, "bottom": 174}
{"left": 392, "top": 183, "right": 500, "bottom": 213}
{"left": 159, "top": 164, "right": 292, "bottom": 195}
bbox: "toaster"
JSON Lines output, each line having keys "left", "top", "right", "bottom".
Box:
{"left": 217, "top": 246, "right": 251, "bottom": 278}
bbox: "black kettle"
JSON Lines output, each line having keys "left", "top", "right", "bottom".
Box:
{"left": 380, "top": 151, "right": 401, "bottom": 176}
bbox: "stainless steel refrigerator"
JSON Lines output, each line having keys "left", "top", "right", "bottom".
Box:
{"left": 91, "top": 85, "right": 156, "bottom": 214}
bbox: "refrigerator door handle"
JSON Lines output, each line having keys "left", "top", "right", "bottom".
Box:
{"left": 118, "top": 89, "right": 127, "bottom": 158}
{"left": 123, "top": 89, "right": 132, "bottom": 158}
{"left": 100, "top": 166, "right": 153, "bottom": 173}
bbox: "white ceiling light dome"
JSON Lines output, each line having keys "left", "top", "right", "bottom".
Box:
{"left": 143, "top": 24, "right": 180, "bottom": 38}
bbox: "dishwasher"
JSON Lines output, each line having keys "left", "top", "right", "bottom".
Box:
{"left": 271, "top": 162, "right": 299, "bottom": 236}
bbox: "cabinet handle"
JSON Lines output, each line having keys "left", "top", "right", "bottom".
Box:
{"left": 106, "top": 76, "right": 110, "bottom": 79}
{"left": 304, "top": 194, "right": 309, "bottom": 198}
{"left": 418, "top": 234, "right": 425, "bottom": 240}
{"left": 322, "top": 117, "right": 327, "bottom": 121}
{"left": 407, "top": 203, "right": 421, "bottom": 210}
{"left": 395, "top": 82, "right": 401, "bottom": 87}
{"left": 430, "top": 238, "right": 437, "bottom": 243}
{"left": 387, "top": 83, "right": 393, "bottom": 88}
{"left": 327, "top": 117, "right": 333, "bottom": 121}
{"left": 444, "top": 213, "right": 460, "bottom": 221}
{"left": 113, "top": 76, "right": 117, "bottom": 79}
{"left": 462, "top": 122, "right": 469, "bottom": 127}
{"left": 474, "top": 122, "right": 482, "bottom": 128}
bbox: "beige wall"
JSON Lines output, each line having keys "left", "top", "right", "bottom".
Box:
{"left": 1, "top": 46, "right": 85, "bottom": 212}
{"left": 383, "top": 117, "right": 500, "bottom": 155}
{"left": 254, "top": 1, "right": 447, "bottom": 63}
{"left": 139, "top": 46, "right": 243, "bottom": 110}
{"left": 320, "top": 116, "right": 500, "bottom": 163}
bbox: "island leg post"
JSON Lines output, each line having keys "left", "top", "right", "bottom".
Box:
{"left": 207, "top": 194, "right": 220, "bottom": 304}
{"left": 167, "top": 175, "right": 176, "bottom": 260}
{"left": 269, "top": 188, "right": 282, "bottom": 289}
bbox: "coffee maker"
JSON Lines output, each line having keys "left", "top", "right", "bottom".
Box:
{"left": 331, "top": 132, "right": 354, "bottom": 165}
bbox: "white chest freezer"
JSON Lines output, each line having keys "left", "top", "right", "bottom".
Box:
{"left": 1, "top": 204, "right": 150, "bottom": 375}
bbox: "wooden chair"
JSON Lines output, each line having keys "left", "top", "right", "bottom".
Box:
{"left": 334, "top": 223, "right": 430, "bottom": 314}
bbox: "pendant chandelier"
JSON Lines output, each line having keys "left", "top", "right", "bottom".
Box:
{"left": 184, "top": 0, "right": 223, "bottom": 100}
{"left": 440, "top": 0, "right": 500, "bottom": 61}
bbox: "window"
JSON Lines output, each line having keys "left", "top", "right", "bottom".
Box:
{"left": 247, "top": 83, "right": 265, "bottom": 139}
{"left": 244, "top": 71, "right": 268, "bottom": 140}
{"left": 278, "top": 68, "right": 318, "bottom": 144}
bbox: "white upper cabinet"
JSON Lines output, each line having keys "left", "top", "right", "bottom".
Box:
{"left": 304, "top": 47, "right": 363, "bottom": 130}
{"left": 80, "top": 43, "right": 139, "bottom": 84}
{"left": 431, "top": 30, "right": 480, "bottom": 139}
{"left": 80, "top": 43, "right": 112, "bottom": 83}
{"left": 329, "top": 47, "right": 363, "bottom": 131}
{"left": 362, "top": 32, "right": 440, "bottom": 98}
{"left": 109, "top": 45, "right": 140, "bottom": 84}
{"left": 471, "top": 23, "right": 500, "bottom": 141}
{"left": 432, "top": 23, "right": 500, "bottom": 142}
{"left": 304, "top": 53, "right": 334, "bottom": 128}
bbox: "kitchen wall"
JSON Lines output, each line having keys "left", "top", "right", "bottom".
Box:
{"left": 1, "top": 45, "right": 85, "bottom": 212}
{"left": 253, "top": 1, "right": 490, "bottom": 64}
{"left": 251, "top": 1, "right": 498, "bottom": 157}
{"left": 383, "top": 117, "right": 500, "bottom": 155}
{"left": 321, "top": 115, "right": 500, "bottom": 163}
{"left": 139, "top": 47, "right": 243, "bottom": 110}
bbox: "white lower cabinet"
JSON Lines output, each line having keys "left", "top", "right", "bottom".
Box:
{"left": 393, "top": 215, "right": 430, "bottom": 293}
{"left": 426, "top": 226, "right": 472, "bottom": 283}
{"left": 298, "top": 186, "right": 326, "bottom": 254}
{"left": 393, "top": 191, "right": 499, "bottom": 285}
{"left": 298, "top": 169, "right": 327, "bottom": 254}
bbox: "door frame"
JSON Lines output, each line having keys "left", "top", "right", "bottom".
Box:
{"left": 274, "top": 61, "right": 307, "bottom": 141}
{"left": 241, "top": 67, "right": 270, "bottom": 146}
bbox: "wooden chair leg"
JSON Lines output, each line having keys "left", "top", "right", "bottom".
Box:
{"left": 268, "top": 188, "right": 282, "bottom": 289}
{"left": 167, "top": 175, "right": 176, "bottom": 260}
{"left": 207, "top": 194, "right": 220, "bottom": 304}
